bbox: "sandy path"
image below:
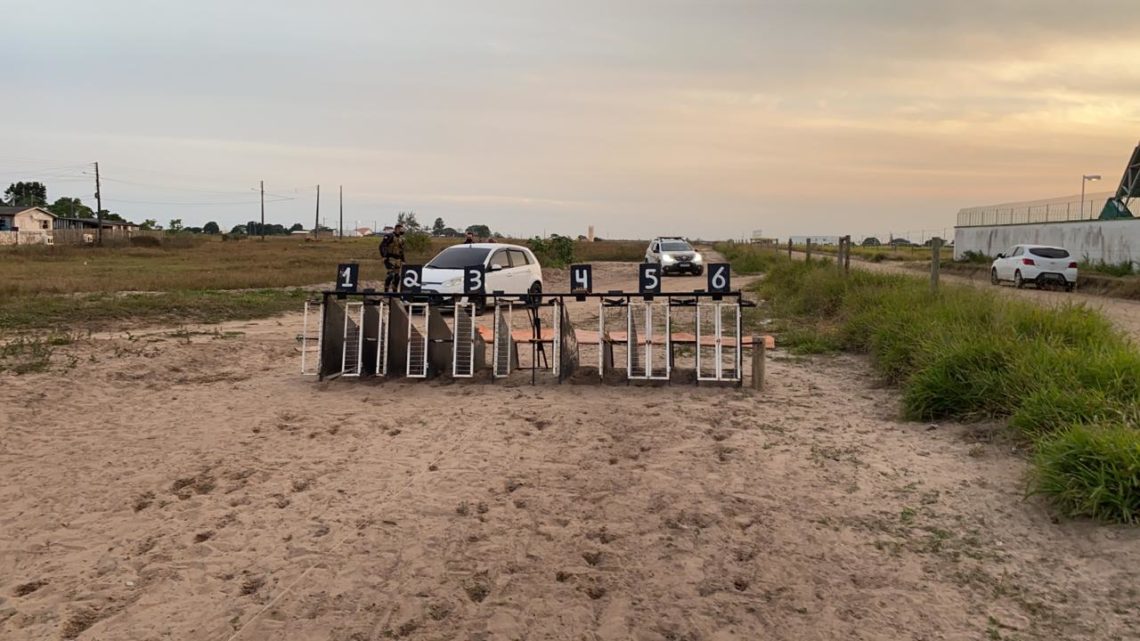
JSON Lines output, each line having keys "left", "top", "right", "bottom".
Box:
{"left": 2, "top": 260, "right": 1137, "bottom": 641}
{"left": 794, "top": 252, "right": 1140, "bottom": 340}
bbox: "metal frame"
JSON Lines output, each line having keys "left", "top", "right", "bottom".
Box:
{"left": 311, "top": 290, "right": 751, "bottom": 385}
{"left": 453, "top": 300, "right": 477, "bottom": 378}
{"left": 406, "top": 302, "right": 429, "bottom": 378}
{"left": 301, "top": 299, "right": 323, "bottom": 376}
{"left": 627, "top": 300, "right": 671, "bottom": 380}
{"left": 342, "top": 301, "right": 365, "bottom": 376}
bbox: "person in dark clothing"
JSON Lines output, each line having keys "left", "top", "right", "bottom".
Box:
{"left": 464, "top": 230, "right": 476, "bottom": 244}
{"left": 379, "top": 224, "right": 406, "bottom": 292}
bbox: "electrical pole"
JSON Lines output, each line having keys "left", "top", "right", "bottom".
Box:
{"left": 94, "top": 161, "right": 103, "bottom": 246}
{"left": 260, "top": 180, "right": 265, "bottom": 240}
{"left": 314, "top": 184, "right": 320, "bottom": 237}
{"left": 338, "top": 185, "right": 343, "bottom": 239}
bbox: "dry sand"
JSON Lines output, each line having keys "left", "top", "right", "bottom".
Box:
{"left": 2, "top": 260, "right": 1139, "bottom": 641}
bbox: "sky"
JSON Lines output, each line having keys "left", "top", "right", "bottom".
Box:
{"left": 3, "top": 0, "right": 1139, "bottom": 240}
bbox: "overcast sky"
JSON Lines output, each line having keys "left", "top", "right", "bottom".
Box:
{"left": 3, "top": 0, "right": 1138, "bottom": 239}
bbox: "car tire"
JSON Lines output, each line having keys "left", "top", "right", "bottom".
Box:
{"left": 990, "top": 268, "right": 999, "bottom": 285}
{"left": 1066, "top": 282, "right": 1075, "bottom": 293}
{"left": 528, "top": 281, "right": 542, "bottom": 305}
{"left": 1014, "top": 270, "right": 1024, "bottom": 289}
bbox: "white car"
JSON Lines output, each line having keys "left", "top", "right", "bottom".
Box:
{"left": 421, "top": 243, "right": 543, "bottom": 304}
{"left": 990, "top": 244, "right": 1078, "bottom": 291}
{"left": 644, "top": 237, "right": 704, "bottom": 276}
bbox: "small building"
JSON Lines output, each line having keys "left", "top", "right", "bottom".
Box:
{"left": 789, "top": 235, "right": 840, "bottom": 246}
{"left": 0, "top": 206, "right": 54, "bottom": 232}
{"left": 53, "top": 217, "right": 139, "bottom": 231}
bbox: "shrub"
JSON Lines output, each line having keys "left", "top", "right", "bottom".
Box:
{"left": 528, "top": 235, "right": 575, "bottom": 268}
{"left": 1032, "top": 425, "right": 1140, "bottom": 524}
{"left": 130, "top": 235, "right": 162, "bottom": 248}
{"left": 403, "top": 231, "right": 431, "bottom": 255}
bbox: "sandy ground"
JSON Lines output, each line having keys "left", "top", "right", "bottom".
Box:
{"left": 2, "top": 259, "right": 1139, "bottom": 641}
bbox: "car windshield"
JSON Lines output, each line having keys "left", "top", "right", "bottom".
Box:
{"left": 1028, "top": 247, "right": 1070, "bottom": 259}
{"left": 427, "top": 246, "right": 491, "bottom": 269}
{"left": 660, "top": 241, "right": 691, "bottom": 251}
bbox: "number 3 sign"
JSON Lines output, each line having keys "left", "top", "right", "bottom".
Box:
{"left": 464, "top": 266, "right": 485, "bottom": 294}
{"left": 706, "top": 263, "right": 731, "bottom": 293}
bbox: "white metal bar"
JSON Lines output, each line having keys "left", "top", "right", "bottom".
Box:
{"left": 342, "top": 301, "right": 364, "bottom": 376}
{"left": 375, "top": 300, "right": 389, "bottom": 377}
{"left": 301, "top": 300, "right": 323, "bottom": 376}
{"left": 598, "top": 300, "right": 605, "bottom": 377}
{"left": 552, "top": 302, "right": 561, "bottom": 374}
{"left": 493, "top": 302, "right": 512, "bottom": 378}
{"left": 406, "top": 302, "right": 429, "bottom": 378}
{"left": 715, "top": 302, "right": 723, "bottom": 381}
{"left": 452, "top": 301, "right": 476, "bottom": 377}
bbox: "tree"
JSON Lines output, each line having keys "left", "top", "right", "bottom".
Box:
{"left": 139, "top": 219, "right": 158, "bottom": 230}
{"left": 289, "top": 223, "right": 304, "bottom": 232}
{"left": 47, "top": 196, "right": 94, "bottom": 219}
{"left": 168, "top": 219, "right": 184, "bottom": 232}
{"left": 396, "top": 211, "right": 422, "bottom": 232}
{"left": 465, "top": 224, "right": 491, "bottom": 238}
{"left": 100, "top": 210, "right": 125, "bottom": 222}
{"left": 203, "top": 221, "right": 221, "bottom": 234}
{"left": 4, "top": 181, "right": 48, "bottom": 207}
{"left": 432, "top": 217, "right": 446, "bottom": 236}
{"left": 230, "top": 224, "right": 247, "bottom": 235}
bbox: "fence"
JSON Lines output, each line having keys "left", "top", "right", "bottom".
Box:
{"left": 956, "top": 191, "right": 1118, "bottom": 227}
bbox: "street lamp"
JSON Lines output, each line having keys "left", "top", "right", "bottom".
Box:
{"left": 1081, "top": 174, "right": 1101, "bottom": 219}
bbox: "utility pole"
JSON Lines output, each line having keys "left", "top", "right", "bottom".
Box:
{"left": 338, "top": 185, "right": 343, "bottom": 239}
{"left": 314, "top": 184, "right": 320, "bottom": 237}
{"left": 94, "top": 162, "right": 103, "bottom": 246}
{"left": 260, "top": 180, "right": 265, "bottom": 240}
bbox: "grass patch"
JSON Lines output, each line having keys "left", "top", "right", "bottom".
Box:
{"left": 729, "top": 251, "right": 1140, "bottom": 524}
{"left": 0, "top": 336, "right": 55, "bottom": 374}
{"left": 0, "top": 289, "right": 309, "bottom": 332}
{"left": 714, "top": 242, "right": 783, "bottom": 274}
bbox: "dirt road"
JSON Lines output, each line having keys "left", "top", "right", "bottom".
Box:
{"left": 2, "top": 260, "right": 1137, "bottom": 641}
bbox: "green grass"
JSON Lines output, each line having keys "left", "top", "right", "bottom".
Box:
{"left": 723, "top": 245, "right": 1140, "bottom": 524}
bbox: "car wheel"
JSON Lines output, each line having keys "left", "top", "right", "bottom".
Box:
{"left": 528, "top": 281, "right": 543, "bottom": 304}
{"left": 1066, "top": 283, "right": 1075, "bottom": 292}
{"left": 1014, "top": 270, "right": 1024, "bottom": 289}
{"left": 990, "top": 268, "right": 999, "bottom": 285}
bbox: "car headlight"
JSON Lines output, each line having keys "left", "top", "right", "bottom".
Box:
{"left": 692, "top": 254, "right": 703, "bottom": 263}
{"left": 661, "top": 254, "right": 676, "bottom": 263}
{"left": 444, "top": 277, "right": 462, "bottom": 288}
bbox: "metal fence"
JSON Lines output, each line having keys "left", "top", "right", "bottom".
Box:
{"left": 956, "top": 191, "right": 1118, "bottom": 227}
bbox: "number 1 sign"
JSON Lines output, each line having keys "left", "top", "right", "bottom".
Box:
{"left": 336, "top": 263, "right": 359, "bottom": 292}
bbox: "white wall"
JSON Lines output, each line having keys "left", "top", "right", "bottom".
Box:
{"left": 954, "top": 219, "right": 1140, "bottom": 266}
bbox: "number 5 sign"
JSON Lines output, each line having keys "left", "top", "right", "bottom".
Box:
{"left": 707, "top": 263, "right": 731, "bottom": 293}
{"left": 335, "top": 263, "right": 359, "bottom": 292}
{"left": 639, "top": 263, "right": 662, "bottom": 295}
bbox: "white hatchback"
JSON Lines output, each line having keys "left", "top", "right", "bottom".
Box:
{"left": 990, "top": 244, "right": 1078, "bottom": 291}
{"left": 421, "top": 243, "right": 544, "bottom": 300}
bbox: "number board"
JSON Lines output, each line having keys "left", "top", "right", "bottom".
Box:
{"left": 336, "top": 263, "right": 359, "bottom": 292}
{"left": 463, "top": 266, "right": 485, "bottom": 294}
{"left": 569, "top": 264, "right": 593, "bottom": 293}
{"left": 639, "top": 263, "right": 662, "bottom": 295}
{"left": 400, "top": 265, "right": 423, "bottom": 293}
{"left": 707, "top": 263, "right": 731, "bottom": 293}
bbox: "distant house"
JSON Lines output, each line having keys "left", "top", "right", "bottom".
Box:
{"left": 861, "top": 236, "right": 881, "bottom": 247}
{"left": 53, "top": 217, "right": 139, "bottom": 231}
{"left": 354, "top": 227, "right": 373, "bottom": 237}
{"left": 888, "top": 238, "right": 914, "bottom": 247}
{"left": 0, "top": 206, "right": 54, "bottom": 232}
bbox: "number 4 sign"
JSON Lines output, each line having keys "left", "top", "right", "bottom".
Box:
{"left": 336, "top": 263, "right": 359, "bottom": 292}
{"left": 707, "top": 263, "right": 731, "bottom": 293}
{"left": 569, "top": 264, "right": 593, "bottom": 293}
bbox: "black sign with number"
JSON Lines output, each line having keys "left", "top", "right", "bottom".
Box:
{"left": 463, "top": 266, "right": 485, "bottom": 294}
{"left": 707, "top": 263, "right": 731, "bottom": 293}
{"left": 400, "top": 265, "right": 423, "bottom": 293}
{"left": 335, "top": 263, "right": 359, "bottom": 292}
{"left": 569, "top": 264, "right": 593, "bottom": 293}
{"left": 639, "top": 263, "right": 662, "bottom": 295}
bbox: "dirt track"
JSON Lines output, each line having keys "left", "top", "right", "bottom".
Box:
{"left": 2, "top": 259, "right": 1138, "bottom": 640}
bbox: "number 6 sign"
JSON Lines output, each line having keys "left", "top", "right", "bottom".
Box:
{"left": 707, "top": 263, "right": 731, "bottom": 293}
{"left": 400, "top": 265, "right": 423, "bottom": 293}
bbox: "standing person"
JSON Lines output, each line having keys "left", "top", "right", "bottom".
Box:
{"left": 463, "top": 230, "right": 476, "bottom": 244}
{"left": 379, "top": 224, "right": 406, "bottom": 292}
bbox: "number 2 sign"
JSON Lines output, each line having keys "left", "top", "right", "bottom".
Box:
{"left": 336, "top": 263, "right": 359, "bottom": 292}
{"left": 400, "top": 265, "right": 423, "bottom": 293}
{"left": 706, "top": 263, "right": 731, "bottom": 293}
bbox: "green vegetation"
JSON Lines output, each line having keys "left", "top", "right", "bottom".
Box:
{"left": 724, "top": 245, "right": 1140, "bottom": 524}
{"left": 528, "top": 235, "right": 576, "bottom": 268}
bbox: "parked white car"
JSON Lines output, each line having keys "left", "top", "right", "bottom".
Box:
{"left": 421, "top": 243, "right": 543, "bottom": 303}
{"left": 990, "top": 244, "right": 1078, "bottom": 291}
